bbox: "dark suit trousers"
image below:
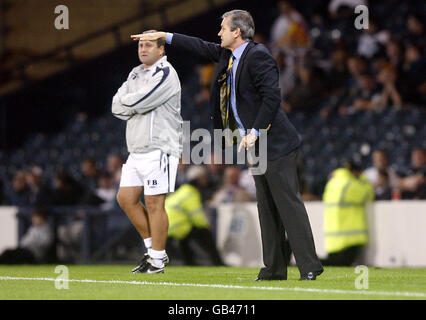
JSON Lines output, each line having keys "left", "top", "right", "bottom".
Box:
{"left": 253, "top": 148, "right": 322, "bottom": 278}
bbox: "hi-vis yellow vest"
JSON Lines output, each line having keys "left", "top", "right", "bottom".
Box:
{"left": 165, "top": 184, "right": 210, "bottom": 240}
{"left": 323, "top": 168, "right": 374, "bottom": 253}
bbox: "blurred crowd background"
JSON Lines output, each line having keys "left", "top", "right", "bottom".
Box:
{"left": 0, "top": 0, "right": 425, "bottom": 264}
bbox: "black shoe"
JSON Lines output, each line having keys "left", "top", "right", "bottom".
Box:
{"left": 163, "top": 253, "right": 170, "bottom": 266}
{"left": 132, "top": 254, "right": 150, "bottom": 274}
{"left": 299, "top": 269, "right": 324, "bottom": 281}
{"left": 132, "top": 253, "right": 169, "bottom": 274}
{"left": 146, "top": 258, "right": 165, "bottom": 274}
{"left": 254, "top": 275, "right": 287, "bottom": 281}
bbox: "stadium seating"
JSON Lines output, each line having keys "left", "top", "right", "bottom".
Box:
{"left": 1, "top": 98, "right": 424, "bottom": 201}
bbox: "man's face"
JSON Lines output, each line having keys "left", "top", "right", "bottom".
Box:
{"left": 412, "top": 149, "right": 425, "bottom": 169}
{"left": 32, "top": 214, "right": 44, "bottom": 226}
{"left": 13, "top": 176, "right": 26, "bottom": 191}
{"left": 218, "top": 16, "right": 238, "bottom": 49}
{"left": 81, "top": 160, "right": 95, "bottom": 176}
{"left": 138, "top": 40, "right": 164, "bottom": 67}
{"left": 373, "top": 151, "right": 388, "bottom": 170}
{"left": 224, "top": 167, "right": 240, "bottom": 186}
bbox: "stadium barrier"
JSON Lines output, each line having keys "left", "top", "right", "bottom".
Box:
{"left": 0, "top": 206, "right": 18, "bottom": 254}
{"left": 216, "top": 201, "right": 426, "bottom": 268}
{"left": 1, "top": 201, "right": 426, "bottom": 266}
{"left": 0, "top": 206, "right": 131, "bottom": 263}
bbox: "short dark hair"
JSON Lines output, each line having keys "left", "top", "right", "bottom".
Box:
{"left": 142, "top": 30, "right": 166, "bottom": 48}
{"left": 32, "top": 207, "right": 49, "bottom": 220}
{"left": 221, "top": 10, "right": 255, "bottom": 41}
{"left": 345, "top": 160, "right": 362, "bottom": 172}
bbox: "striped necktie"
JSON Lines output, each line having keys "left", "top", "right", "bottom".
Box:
{"left": 225, "top": 54, "right": 236, "bottom": 129}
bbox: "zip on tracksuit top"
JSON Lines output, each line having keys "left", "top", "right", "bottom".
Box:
{"left": 112, "top": 56, "right": 183, "bottom": 158}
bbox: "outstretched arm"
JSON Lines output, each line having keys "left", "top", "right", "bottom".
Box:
{"left": 131, "top": 31, "right": 223, "bottom": 62}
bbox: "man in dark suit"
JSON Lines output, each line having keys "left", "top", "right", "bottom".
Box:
{"left": 131, "top": 9, "right": 323, "bottom": 280}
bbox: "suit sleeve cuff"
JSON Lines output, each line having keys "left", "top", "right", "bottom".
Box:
{"left": 165, "top": 33, "right": 173, "bottom": 44}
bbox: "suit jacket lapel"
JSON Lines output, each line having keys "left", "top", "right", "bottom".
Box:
{"left": 235, "top": 41, "right": 255, "bottom": 90}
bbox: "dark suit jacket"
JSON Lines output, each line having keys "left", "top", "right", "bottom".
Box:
{"left": 171, "top": 33, "right": 301, "bottom": 161}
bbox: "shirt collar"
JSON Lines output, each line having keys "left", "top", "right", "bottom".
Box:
{"left": 141, "top": 55, "right": 168, "bottom": 72}
{"left": 232, "top": 42, "right": 249, "bottom": 60}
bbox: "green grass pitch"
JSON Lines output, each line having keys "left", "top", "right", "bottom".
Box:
{"left": 0, "top": 265, "right": 425, "bottom": 300}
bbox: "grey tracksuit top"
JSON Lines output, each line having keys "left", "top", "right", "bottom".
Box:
{"left": 112, "top": 56, "right": 183, "bottom": 158}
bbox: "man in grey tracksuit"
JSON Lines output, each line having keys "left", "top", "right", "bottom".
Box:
{"left": 112, "top": 31, "right": 182, "bottom": 274}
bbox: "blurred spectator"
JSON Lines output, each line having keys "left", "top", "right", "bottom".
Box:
{"left": 9, "top": 170, "right": 31, "bottom": 206}
{"left": 79, "top": 158, "right": 105, "bottom": 205}
{"left": 374, "top": 170, "right": 392, "bottom": 200}
{"left": 328, "top": 4, "right": 358, "bottom": 43}
{"left": 339, "top": 72, "right": 381, "bottom": 115}
{"left": 322, "top": 161, "right": 374, "bottom": 266}
{"left": 205, "top": 152, "right": 225, "bottom": 196}
{"left": 51, "top": 170, "right": 84, "bottom": 206}
{"left": 192, "top": 85, "right": 213, "bottom": 132}
{"left": 321, "top": 55, "right": 367, "bottom": 118}
{"left": 80, "top": 157, "right": 101, "bottom": 192}
{"left": 165, "top": 165, "right": 224, "bottom": 266}
{"left": 283, "top": 64, "right": 325, "bottom": 113}
{"left": 176, "top": 160, "right": 190, "bottom": 189}
{"left": 376, "top": 65, "right": 403, "bottom": 110}
{"left": 270, "top": 0, "right": 310, "bottom": 57}
{"left": 405, "top": 13, "right": 425, "bottom": 49}
{"left": 239, "top": 169, "right": 257, "bottom": 200}
{"left": 385, "top": 39, "right": 404, "bottom": 73}
{"left": 401, "top": 43, "right": 426, "bottom": 106}
{"left": 357, "top": 20, "right": 389, "bottom": 59}
{"left": 346, "top": 55, "right": 368, "bottom": 88}
{"left": 364, "top": 150, "right": 398, "bottom": 199}
{"left": 327, "top": 47, "right": 350, "bottom": 94}
{"left": 106, "top": 154, "right": 123, "bottom": 187}
{"left": 0, "top": 207, "right": 53, "bottom": 264}
{"left": 275, "top": 51, "right": 296, "bottom": 98}
{"left": 198, "top": 63, "right": 214, "bottom": 87}
{"left": 95, "top": 173, "right": 117, "bottom": 210}
{"left": 57, "top": 214, "right": 84, "bottom": 263}
{"left": 328, "top": 0, "right": 366, "bottom": 19}
{"left": 209, "top": 166, "right": 254, "bottom": 208}
{"left": 296, "top": 151, "right": 321, "bottom": 201}
{"left": 396, "top": 148, "right": 426, "bottom": 199}
{"left": 25, "top": 166, "right": 52, "bottom": 206}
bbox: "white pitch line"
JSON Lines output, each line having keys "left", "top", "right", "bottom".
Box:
{"left": 0, "top": 276, "right": 425, "bottom": 298}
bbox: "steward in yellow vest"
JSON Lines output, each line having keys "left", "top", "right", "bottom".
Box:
{"left": 322, "top": 162, "right": 374, "bottom": 266}
{"left": 165, "top": 166, "right": 224, "bottom": 266}
{"left": 166, "top": 183, "right": 210, "bottom": 240}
